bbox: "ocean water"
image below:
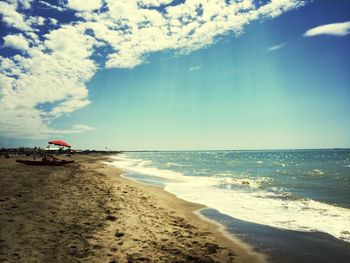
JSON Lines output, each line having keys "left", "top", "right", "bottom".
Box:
{"left": 108, "top": 150, "right": 350, "bottom": 244}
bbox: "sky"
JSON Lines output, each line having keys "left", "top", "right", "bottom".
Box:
{"left": 0, "top": 0, "right": 350, "bottom": 150}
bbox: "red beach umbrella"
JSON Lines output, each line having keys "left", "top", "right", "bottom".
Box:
{"left": 48, "top": 140, "right": 71, "bottom": 147}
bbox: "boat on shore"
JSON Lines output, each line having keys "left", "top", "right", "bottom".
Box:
{"left": 16, "top": 159, "right": 74, "bottom": 166}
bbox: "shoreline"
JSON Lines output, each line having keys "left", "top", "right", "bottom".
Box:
{"left": 106, "top": 153, "right": 350, "bottom": 263}
{"left": 0, "top": 154, "right": 265, "bottom": 262}
{"left": 101, "top": 158, "right": 266, "bottom": 263}
{"left": 116, "top": 169, "right": 265, "bottom": 262}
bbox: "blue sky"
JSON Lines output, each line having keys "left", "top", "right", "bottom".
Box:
{"left": 0, "top": 0, "right": 350, "bottom": 150}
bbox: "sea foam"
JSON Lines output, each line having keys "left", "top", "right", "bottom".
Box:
{"left": 108, "top": 154, "right": 350, "bottom": 243}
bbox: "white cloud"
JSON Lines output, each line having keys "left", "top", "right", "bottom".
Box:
{"left": 18, "top": 0, "right": 32, "bottom": 9}
{"left": 3, "top": 34, "right": 30, "bottom": 52}
{"left": 303, "top": 21, "right": 350, "bottom": 37}
{"left": 66, "top": 0, "right": 102, "bottom": 11}
{"left": 38, "top": 1, "right": 65, "bottom": 12}
{"left": 0, "top": 1, "right": 51, "bottom": 31}
{"left": 0, "top": 24, "right": 98, "bottom": 138}
{"left": 0, "top": 1, "right": 32, "bottom": 31}
{"left": 0, "top": 0, "right": 305, "bottom": 139}
{"left": 106, "top": 51, "right": 145, "bottom": 69}
{"left": 137, "top": 0, "right": 174, "bottom": 7}
{"left": 27, "top": 16, "right": 46, "bottom": 27}
{"left": 189, "top": 65, "right": 202, "bottom": 71}
{"left": 76, "top": 0, "right": 305, "bottom": 71}
{"left": 267, "top": 43, "right": 286, "bottom": 52}
{"left": 49, "top": 18, "right": 58, "bottom": 26}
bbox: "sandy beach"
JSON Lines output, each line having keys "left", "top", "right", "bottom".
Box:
{"left": 0, "top": 154, "right": 265, "bottom": 263}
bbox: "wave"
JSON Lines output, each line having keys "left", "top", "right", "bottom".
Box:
{"left": 165, "top": 162, "right": 190, "bottom": 167}
{"left": 108, "top": 154, "right": 184, "bottom": 182}
{"left": 308, "top": 169, "right": 325, "bottom": 176}
{"left": 107, "top": 154, "right": 350, "bottom": 243}
{"left": 165, "top": 182, "right": 350, "bottom": 243}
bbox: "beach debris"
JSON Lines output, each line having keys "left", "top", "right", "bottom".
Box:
{"left": 127, "top": 252, "right": 151, "bottom": 262}
{"left": 93, "top": 244, "right": 102, "bottom": 250}
{"left": 114, "top": 230, "right": 125, "bottom": 238}
{"left": 186, "top": 253, "right": 205, "bottom": 261}
{"left": 106, "top": 214, "right": 118, "bottom": 221}
{"left": 205, "top": 242, "right": 219, "bottom": 254}
{"left": 110, "top": 246, "right": 118, "bottom": 252}
{"left": 67, "top": 244, "right": 78, "bottom": 256}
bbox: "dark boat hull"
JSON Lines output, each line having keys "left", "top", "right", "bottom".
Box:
{"left": 16, "top": 160, "right": 74, "bottom": 166}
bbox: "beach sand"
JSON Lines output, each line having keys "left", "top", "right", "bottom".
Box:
{"left": 0, "top": 155, "right": 265, "bottom": 262}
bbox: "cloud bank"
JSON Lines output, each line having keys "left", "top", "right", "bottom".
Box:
{"left": 303, "top": 21, "right": 350, "bottom": 37}
{"left": 0, "top": 0, "right": 305, "bottom": 139}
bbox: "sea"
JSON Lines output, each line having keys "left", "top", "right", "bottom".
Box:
{"left": 108, "top": 149, "right": 350, "bottom": 262}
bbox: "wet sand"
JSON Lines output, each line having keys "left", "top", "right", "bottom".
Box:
{"left": 202, "top": 209, "right": 350, "bottom": 263}
{"left": 0, "top": 155, "right": 265, "bottom": 262}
